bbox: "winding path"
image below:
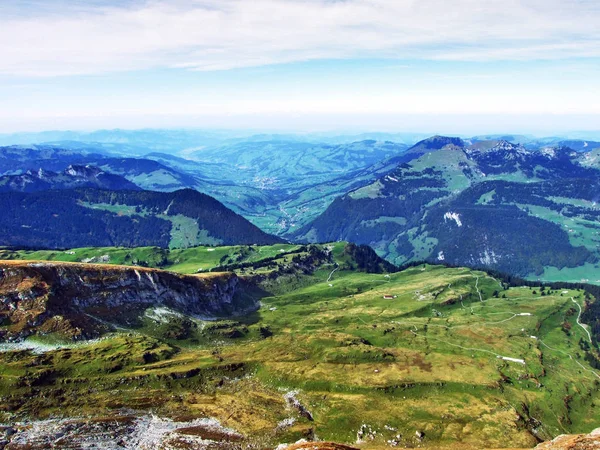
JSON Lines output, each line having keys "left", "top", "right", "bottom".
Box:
{"left": 572, "top": 297, "right": 592, "bottom": 343}
{"left": 327, "top": 263, "right": 339, "bottom": 283}
{"left": 539, "top": 339, "right": 600, "bottom": 380}
{"left": 475, "top": 276, "right": 483, "bottom": 301}
{"left": 409, "top": 329, "right": 525, "bottom": 364}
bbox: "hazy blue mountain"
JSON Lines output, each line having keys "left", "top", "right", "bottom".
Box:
{"left": 93, "top": 157, "right": 202, "bottom": 191}
{"left": 469, "top": 135, "right": 600, "bottom": 152}
{"left": 0, "top": 165, "right": 140, "bottom": 192}
{"left": 0, "top": 146, "right": 202, "bottom": 192}
{"left": 0, "top": 146, "right": 278, "bottom": 227}
{"left": 0, "top": 139, "right": 410, "bottom": 235}
{"left": 186, "top": 139, "right": 409, "bottom": 233}
{"left": 0, "top": 145, "right": 110, "bottom": 174}
{"left": 192, "top": 139, "right": 408, "bottom": 184}
{"left": 557, "top": 140, "right": 600, "bottom": 152}
{"left": 0, "top": 129, "right": 252, "bottom": 156}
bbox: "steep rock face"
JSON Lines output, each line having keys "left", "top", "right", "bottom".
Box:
{"left": 0, "top": 261, "right": 258, "bottom": 341}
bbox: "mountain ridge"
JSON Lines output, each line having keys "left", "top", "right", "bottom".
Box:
{"left": 0, "top": 187, "right": 284, "bottom": 250}
{"left": 0, "top": 164, "right": 140, "bottom": 192}
{"left": 293, "top": 136, "right": 600, "bottom": 280}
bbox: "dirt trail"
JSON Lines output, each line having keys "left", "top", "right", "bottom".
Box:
{"left": 409, "top": 329, "right": 525, "bottom": 364}
{"left": 572, "top": 297, "right": 592, "bottom": 343}
{"left": 539, "top": 339, "right": 600, "bottom": 380}
{"left": 327, "top": 264, "right": 339, "bottom": 282}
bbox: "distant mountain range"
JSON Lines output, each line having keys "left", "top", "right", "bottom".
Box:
{"left": 0, "top": 145, "right": 111, "bottom": 173}
{"left": 0, "top": 165, "right": 139, "bottom": 192}
{"left": 293, "top": 136, "right": 600, "bottom": 280}
{"left": 189, "top": 139, "right": 411, "bottom": 233}
{"left": 0, "top": 140, "right": 411, "bottom": 235}
{"left": 1, "top": 134, "right": 600, "bottom": 282}
{"left": 0, "top": 128, "right": 428, "bottom": 152}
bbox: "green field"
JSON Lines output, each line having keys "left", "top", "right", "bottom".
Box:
{"left": 528, "top": 262, "right": 600, "bottom": 285}
{"left": 1, "top": 251, "right": 599, "bottom": 449}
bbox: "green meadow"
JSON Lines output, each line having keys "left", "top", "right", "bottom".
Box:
{"left": 1, "top": 247, "right": 599, "bottom": 449}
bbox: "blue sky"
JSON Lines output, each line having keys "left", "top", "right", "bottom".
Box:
{"left": 1, "top": 0, "right": 599, "bottom": 134}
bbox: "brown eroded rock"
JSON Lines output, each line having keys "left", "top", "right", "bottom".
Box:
{"left": 285, "top": 442, "right": 359, "bottom": 450}
{"left": 533, "top": 427, "right": 600, "bottom": 449}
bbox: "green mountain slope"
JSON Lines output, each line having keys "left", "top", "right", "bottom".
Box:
{"left": 0, "top": 188, "right": 283, "bottom": 249}
{"left": 293, "top": 137, "right": 600, "bottom": 281}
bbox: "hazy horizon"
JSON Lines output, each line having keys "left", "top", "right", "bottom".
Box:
{"left": 2, "top": 122, "right": 600, "bottom": 144}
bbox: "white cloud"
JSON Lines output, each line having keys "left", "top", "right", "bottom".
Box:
{"left": 1, "top": 0, "right": 600, "bottom": 77}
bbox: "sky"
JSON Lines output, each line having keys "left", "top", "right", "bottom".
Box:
{"left": 1, "top": 0, "right": 599, "bottom": 134}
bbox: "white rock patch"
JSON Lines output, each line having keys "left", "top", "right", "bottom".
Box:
{"left": 144, "top": 307, "right": 184, "bottom": 324}
{"left": 479, "top": 249, "right": 498, "bottom": 265}
{"left": 443, "top": 212, "right": 462, "bottom": 227}
{"left": 497, "top": 356, "right": 525, "bottom": 364}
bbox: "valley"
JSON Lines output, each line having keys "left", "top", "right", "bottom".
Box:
{"left": 0, "top": 140, "right": 410, "bottom": 236}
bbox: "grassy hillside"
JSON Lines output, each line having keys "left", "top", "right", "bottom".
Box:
{"left": 1, "top": 250, "right": 600, "bottom": 448}
{"left": 0, "top": 243, "right": 304, "bottom": 273}
{"left": 0, "top": 188, "right": 283, "bottom": 249}
{"left": 0, "top": 242, "right": 395, "bottom": 277}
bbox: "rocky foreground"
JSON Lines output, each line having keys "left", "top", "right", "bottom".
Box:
{"left": 0, "top": 415, "right": 244, "bottom": 449}
{"left": 285, "top": 430, "right": 600, "bottom": 450}
{"left": 2, "top": 419, "right": 599, "bottom": 450}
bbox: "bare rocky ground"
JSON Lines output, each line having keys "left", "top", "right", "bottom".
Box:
{"left": 276, "top": 432, "right": 600, "bottom": 450}
{"left": 0, "top": 410, "right": 598, "bottom": 450}
{"left": 0, "top": 415, "right": 244, "bottom": 450}
{"left": 533, "top": 427, "right": 600, "bottom": 449}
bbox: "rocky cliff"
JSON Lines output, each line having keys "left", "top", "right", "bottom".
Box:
{"left": 0, "top": 261, "right": 258, "bottom": 341}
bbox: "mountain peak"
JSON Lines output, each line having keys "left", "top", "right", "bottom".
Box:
{"left": 492, "top": 140, "right": 526, "bottom": 152}
{"left": 415, "top": 135, "right": 465, "bottom": 150}
{"left": 65, "top": 164, "right": 104, "bottom": 179}
{"left": 465, "top": 139, "right": 529, "bottom": 159}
